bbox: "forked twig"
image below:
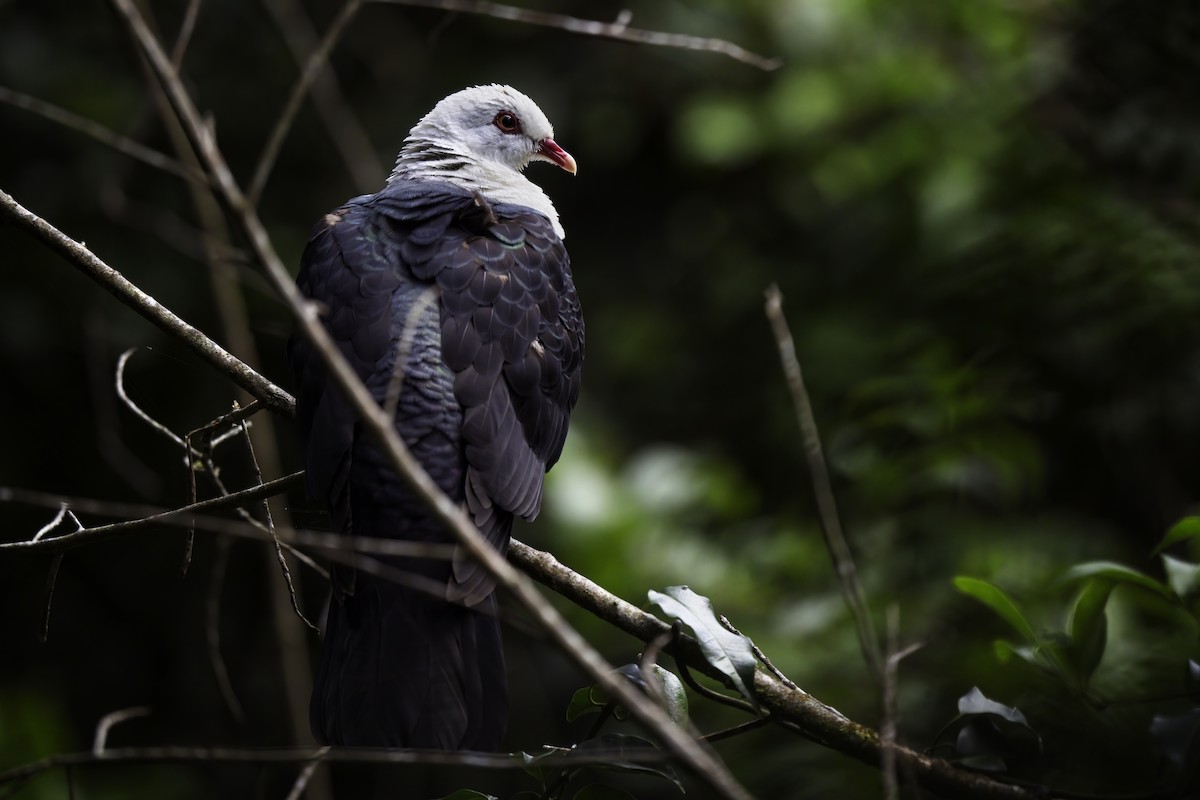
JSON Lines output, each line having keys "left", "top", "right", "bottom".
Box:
{"left": 169, "top": 0, "right": 205, "bottom": 68}
{"left": 93, "top": 707, "right": 152, "bottom": 754}
{"left": 0, "top": 192, "right": 294, "bottom": 412}
{"left": 248, "top": 0, "right": 365, "bottom": 205}
{"left": 239, "top": 417, "right": 317, "bottom": 630}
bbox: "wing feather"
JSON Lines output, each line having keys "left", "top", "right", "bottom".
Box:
{"left": 291, "top": 179, "right": 583, "bottom": 607}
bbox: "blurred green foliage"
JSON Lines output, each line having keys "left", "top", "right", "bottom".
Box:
{"left": 3, "top": 0, "right": 1200, "bottom": 797}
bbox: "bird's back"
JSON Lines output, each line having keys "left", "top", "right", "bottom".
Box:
{"left": 288, "top": 178, "right": 582, "bottom": 749}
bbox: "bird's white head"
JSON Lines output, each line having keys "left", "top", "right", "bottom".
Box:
{"left": 391, "top": 85, "right": 576, "bottom": 236}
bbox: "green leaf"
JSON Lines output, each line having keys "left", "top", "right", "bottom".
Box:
{"left": 573, "top": 734, "right": 683, "bottom": 793}
{"left": 652, "top": 665, "right": 689, "bottom": 726}
{"left": 436, "top": 792, "right": 498, "bottom": 800}
{"left": 566, "top": 685, "right": 607, "bottom": 722}
{"left": 1155, "top": 517, "right": 1200, "bottom": 555}
{"left": 951, "top": 687, "right": 1043, "bottom": 771}
{"left": 953, "top": 577, "right": 1039, "bottom": 645}
{"left": 1060, "top": 562, "right": 1175, "bottom": 602}
{"left": 647, "top": 586, "right": 758, "bottom": 710}
{"left": 957, "top": 686, "right": 1031, "bottom": 726}
{"left": 1066, "top": 579, "right": 1112, "bottom": 685}
{"left": 1163, "top": 554, "right": 1200, "bottom": 599}
{"left": 520, "top": 746, "right": 571, "bottom": 781}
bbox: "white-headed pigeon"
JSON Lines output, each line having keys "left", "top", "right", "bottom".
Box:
{"left": 288, "top": 85, "right": 583, "bottom": 750}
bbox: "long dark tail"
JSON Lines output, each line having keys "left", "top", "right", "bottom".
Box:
{"left": 310, "top": 573, "right": 507, "bottom": 750}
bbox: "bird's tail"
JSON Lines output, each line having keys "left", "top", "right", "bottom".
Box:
{"left": 310, "top": 572, "right": 507, "bottom": 750}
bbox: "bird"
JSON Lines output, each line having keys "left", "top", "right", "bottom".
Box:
{"left": 287, "top": 85, "right": 584, "bottom": 750}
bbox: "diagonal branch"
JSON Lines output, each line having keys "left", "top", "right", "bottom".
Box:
{"left": 764, "top": 284, "right": 884, "bottom": 683}
{"left": 510, "top": 540, "right": 1037, "bottom": 800}
{"left": 250, "top": 0, "right": 377, "bottom": 204}
{"left": 0, "top": 189, "right": 294, "bottom": 414}
{"left": 0, "top": 85, "right": 207, "bottom": 184}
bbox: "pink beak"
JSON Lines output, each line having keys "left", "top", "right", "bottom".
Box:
{"left": 537, "top": 137, "right": 577, "bottom": 175}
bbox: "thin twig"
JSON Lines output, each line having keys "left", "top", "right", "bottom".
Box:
{"left": 206, "top": 537, "right": 247, "bottom": 723}
{"left": 718, "top": 613, "right": 802, "bottom": 693}
{"left": 675, "top": 655, "right": 760, "bottom": 717}
{"left": 284, "top": 746, "right": 332, "bottom": 800}
{"left": 0, "top": 86, "right": 206, "bottom": 183}
{"left": 183, "top": 432, "right": 199, "bottom": 575}
{"left": 882, "top": 605, "right": 901, "bottom": 800}
{"left": 117, "top": 348, "right": 240, "bottom": 575}
{"left": 247, "top": 0, "right": 365, "bottom": 205}
{"left": 93, "top": 707, "right": 152, "bottom": 755}
{"left": 702, "top": 716, "right": 771, "bottom": 744}
{"left": 764, "top": 284, "right": 884, "bottom": 684}
{"left": 240, "top": 417, "right": 317, "bottom": 630}
{"left": 106, "top": 3, "right": 753, "bottom": 796}
{"left": 40, "top": 554, "right": 65, "bottom": 644}
{"left": 189, "top": 401, "right": 265, "bottom": 443}
{"left": 637, "top": 628, "right": 676, "bottom": 712}
{"left": 0, "top": 743, "right": 670, "bottom": 787}
{"left": 169, "top": 0, "right": 205, "bottom": 68}
{"left": 0, "top": 480, "right": 447, "bottom": 564}
{"left": 259, "top": 0, "right": 381, "bottom": 194}
{"left": 116, "top": 348, "right": 188, "bottom": 450}
{"left": 36, "top": 508, "right": 81, "bottom": 641}
{"left": 369, "top": 1, "right": 783, "bottom": 71}
{"left": 33, "top": 505, "right": 70, "bottom": 542}
{"left": 0, "top": 189, "right": 295, "bottom": 413}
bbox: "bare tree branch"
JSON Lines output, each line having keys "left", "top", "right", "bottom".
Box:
{"left": 0, "top": 190, "right": 294, "bottom": 414}
{"left": 510, "top": 540, "right": 1039, "bottom": 800}
{"left": 764, "top": 284, "right": 884, "bottom": 683}
{"left": 0, "top": 743, "right": 671, "bottom": 787}
{"left": 239, "top": 415, "right": 316, "bottom": 630}
{"left": 0, "top": 86, "right": 206, "bottom": 183}
{"left": 283, "top": 746, "right": 331, "bottom": 800}
{"left": 169, "top": 0, "right": 205, "bottom": 68}
{"left": 0, "top": 476, "right": 303, "bottom": 553}
{"left": 254, "top": 0, "right": 381, "bottom": 201}
{"left": 93, "top": 707, "right": 152, "bottom": 754}
{"left": 0, "top": 479, "right": 452, "bottom": 569}
{"left": 369, "top": 1, "right": 783, "bottom": 71}
{"left": 40, "top": 553, "right": 65, "bottom": 644}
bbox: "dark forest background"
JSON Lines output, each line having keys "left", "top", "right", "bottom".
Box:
{"left": 3, "top": 0, "right": 1200, "bottom": 798}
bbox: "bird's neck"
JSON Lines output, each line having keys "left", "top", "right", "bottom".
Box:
{"left": 389, "top": 140, "right": 565, "bottom": 239}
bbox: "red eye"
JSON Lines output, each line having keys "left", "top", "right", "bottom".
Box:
{"left": 493, "top": 111, "right": 520, "bottom": 133}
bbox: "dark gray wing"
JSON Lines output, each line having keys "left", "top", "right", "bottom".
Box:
{"left": 290, "top": 180, "right": 583, "bottom": 603}
{"left": 375, "top": 185, "right": 584, "bottom": 602}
